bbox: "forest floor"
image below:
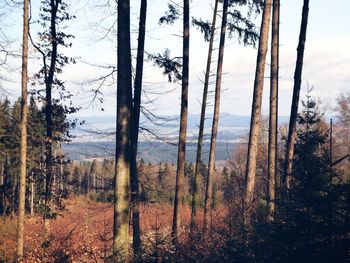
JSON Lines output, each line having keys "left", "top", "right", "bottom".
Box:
{"left": 0, "top": 196, "right": 204, "bottom": 262}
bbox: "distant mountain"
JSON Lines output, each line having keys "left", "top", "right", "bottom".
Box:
{"left": 71, "top": 113, "right": 289, "bottom": 143}
{"left": 75, "top": 113, "right": 276, "bottom": 129}
{"left": 64, "top": 113, "right": 289, "bottom": 162}
{"left": 63, "top": 141, "right": 239, "bottom": 163}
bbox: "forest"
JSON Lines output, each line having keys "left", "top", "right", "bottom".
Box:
{"left": 0, "top": 0, "right": 350, "bottom": 262}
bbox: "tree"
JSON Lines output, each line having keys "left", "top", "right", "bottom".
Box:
{"left": 30, "top": 0, "right": 76, "bottom": 226}
{"left": 284, "top": 0, "right": 310, "bottom": 190}
{"left": 0, "top": 98, "right": 12, "bottom": 216}
{"left": 27, "top": 96, "right": 46, "bottom": 215}
{"left": 267, "top": 0, "right": 280, "bottom": 222}
{"left": 245, "top": 0, "right": 273, "bottom": 224}
{"left": 16, "top": 0, "right": 29, "bottom": 258}
{"left": 10, "top": 100, "right": 21, "bottom": 216}
{"left": 172, "top": 0, "right": 190, "bottom": 242}
{"left": 335, "top": 92, "right": 350, "bottom": 174}
{"left": 203, "top": 0, "right": 229, "bottom": 232}
{"left": 255, "top": 96, "right": 350, "bottom": 262}
{"left": 89, "top": 159, "right": 97, "bottom": 193}
{"left": 190, "top": 0, "right": 260, "bottom": 231}
{"left": 82, "top": 170, "right": 89, "bottom": 194}
{"left": 158, "top": 162, "right": 164, "bottom": 184}
{"left": 191, "top": 0, "right": 219, "bottom": 232}
{"left": 71, "top": 166, "right": 81, "bottom": 195}
{"left": 285, "top": 99, "right": 343, "bottom": 261}
{"left": 130, "top": 0, "right": 147, "bottom": 254}
{"left": 184, "top": 162, "right": 194, "bottom": 178}
{"left": 0, "top": 97, "right": 47, "bottom": 219}
{"left": 113, "top": 0, "right": 132, "bottom": 259}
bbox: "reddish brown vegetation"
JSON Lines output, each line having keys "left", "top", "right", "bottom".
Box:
{"left": 0, "top": 197, "right": 227, "bottom": 262}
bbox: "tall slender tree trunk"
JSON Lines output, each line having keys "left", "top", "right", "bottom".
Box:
{"left": 347, "top": 126, "right": 350, "bottom": 175}
{"left": 16, "top": 0, "right": 29, "bottom": 258}
{"left": 267, "top": 0, "right": 279, "bottom": 223}
{"left": 93, "top": 172, "right": 96, "bottom": 193}
{"left": 3, "top": 158, "right": 8, "bottom": 216}
{"left": 59, "top": 146, "right": 64, "bottom": 193}
{"left": 0, "top": 162, "right": 3, "bottom": 187}
{"left": 284, "top": 0, "right": 310, "bottom": 190}
{"left": 50, "top": 146, "right": 57, "bottom": 216}
{"left": 190, "top": 0, "right": 219, "bottom": 233}
{"left": 11, "top": 174, "right": 17, "bottom": 216}
{"left": 30, "top": 172, "right": 35, "bottom": 217}
{"left": 203, "top": 0, "right": 228, "bottom": 232}
{"left": 78, "top": 168, "right": 82, "bottom": 194}
{"left": 44, "top": 0, "right": 59, "bottom": 229}
{"left": 0, "top": 162, "right": 4, "bottom": 215}
{"left": 244, "top": 0, "right": 272, "bottom": 224}
{"left": 113, "top": 0, "right": 132, "bottom": 259}
{"left": 172, "top": 0, "right": 190, "bottom": 242}
{"left": 130, "top": 0, "right": 147, "bottom": 255}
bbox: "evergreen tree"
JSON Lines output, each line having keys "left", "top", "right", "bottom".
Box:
{"left": 89, "top": 159, "right": 97, "bottom": 193}
{"left": 222, "top": 166, "right": 232, "bottom": 202}
{"left": 157, "top": 162, "right": 164, "bottom": 184}
{"left": 30, "top": 0, "right": 77, "bottom": 222}
{"left": 71, "top": 166, "right": 81, "bottom": 195}
{"left": 184, "top": 162, "right": 194, "bottom": 178}
{"left": 256, "top": 97, "right": 350, "bottom": 262}
{"left": 0, "top": 99, "right": 11, "bottom": 215}
{"left": 27, "top": 97, "right": 46, "bottom": 213}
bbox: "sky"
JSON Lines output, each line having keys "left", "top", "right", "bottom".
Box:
{"left": 0, "top": 0, "right": 349, "bottom": 120}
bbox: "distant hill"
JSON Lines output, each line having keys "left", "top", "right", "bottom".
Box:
{"left": 63, "top": 141, "right": 240, "bottom": 163}
{"left": 64, "top": 113, "right": 289, "bottom": 162}
{"left": 74, "top": 112, "right": 287, "bottom": 129}
{"left": 71, "top": 113, "right": 288, "bottom": 142}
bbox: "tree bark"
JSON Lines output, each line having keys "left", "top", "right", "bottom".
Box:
{"left": 30, "top": 172, "right": 35, "bottom": 217}
{"left": 244, "top": 0, "right": 272, "bottom": 224}
{"left": 190, "top": 0, "right": 219, "bottom": 233}
{"left": 284, "top": 0, "right": 310, "bottom": 190}
{"left": 3, "top": 157, "right": 8, "bottom": 216}
{"left": 267, "top": 0, "right": 279, "bottom": 223}
{"left": 130, "top": 0, "right": 147, "bottom": 255}
{"left": 172, "top": 0, "right": 190, "bottom": 242}
{"left": 0, "top": 161, "right": 4, "bottom": 216}
{"left": 16, "top": 0, "right": 29, "bottom": 258}
{"left": 347, "top": 125, "right": 350, "bottom": 174}
{"left": 203, "top": 0, "right": 228, "bottom": 232}
{"left": 44, "top": 0, "right": 59, "bottom": 227}
{"left": 113, "top": 0, "right": 132, "bottom": 259}
{"left": 0, "top": 162, "right": 3, "bottom": 187}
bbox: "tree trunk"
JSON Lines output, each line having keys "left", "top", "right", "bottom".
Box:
{"left": 130, "top": 0, "right": 147, "bottom": 255}
{"left": 284, "top": 0, "right": 310, "bottom": 190}
{"left": 30, "top": 172, "right": 35, "bottom": 217}
{"left": 2, "top": 157, "right": 8, "bottom": 216}
{"left": 113, "top": 0, "right": 132, "bottom": 259}
{"left": 172, "top": 0, "right": 190, "bottom": 242}
{"left": 190, "top": 0, "right": 219, "bottom": 233}
{"left": 16, "top": 0, "right": 29, "bottom": 258}
{"left": 93, "top": 172, "right": 96, "bottom": 193}
{"left": 347, "top": 126, "right": 350, "bottom": 175}
{"left": 78, "top": 169, "right": 81, "bottom": 194}
{"left": 11, "top": 174, "right": 17, "bottom": 216}
{"left": 44, "top": 0, "right": 59, "bottom": 227}
{"left": 0, "top": 162, "right": 3, "bottom": 187}
{"left": 267, "top": 0, "right": 279, "bottom": 223}
{"left": 244, "top": 0, "right": 272, "bottom": 224}
{"left": 59, "top": 147, "right": 64, "bottom": 193}
{"left": 203, "top": 0, "right": 228, "bottom": 232}
{"left": 0, "top": 161, "right": 4, "bottom": 216}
